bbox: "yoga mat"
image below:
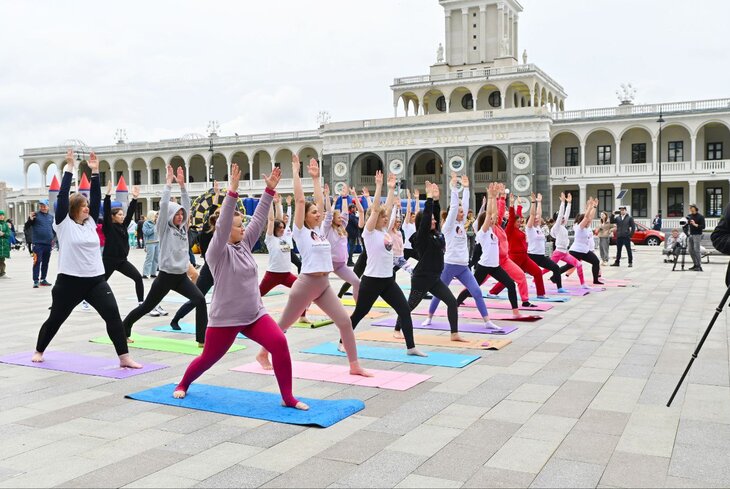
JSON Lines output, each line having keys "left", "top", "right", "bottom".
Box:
{"left": 0, "top": 351, "right": 167, "bottom": 379}
{"left": 90, "top": 334, "right": 246, "bottom": 355}
{"left": 356, "top": 329, "right": 512, "bottom": 350}
{"left": 264, "top": 290, "right": 285, "bottom": 297}
{"left": 461, "top": 299, "right": 553, "bottom": 311}
{"left": 484, "top": 293, "right": 570, "bottom": 303}
{"left": 371, "top": 317, "right": 518, "bottom": 335}
{"left": 126, "top": 383, "right": 364, "bottom": 428}
{"left": 292, "top": 318, "right": 333, "bottom": 329}
{"left": 341, "top": 298, "right": 392, "bottom": 309}
{"left": 232, "top": 361, "right": 431, "bottom": 391}
{"left": 302, "top": 342, "right": 479, "bottom": 368}
{"left": 414, "top": 308, "right": 542, "bottom": 322}
{"left": 153, "top": 323, "right": 247, "bottom": 339}
{"left": 269, "top": 306, "right": 389, "bottom": 320}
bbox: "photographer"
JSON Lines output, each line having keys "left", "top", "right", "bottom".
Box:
{"left": 611, "top": 206, "right": 635, "bottom": 267}
{"left": 686, "top": 204, "right": 705, "bottom": 272}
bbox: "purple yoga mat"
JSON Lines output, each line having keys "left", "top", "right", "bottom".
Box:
{"left": 462, "top": 299, "right": 553, "bottom": 311}
{"left": 371, "top": 318, "right": 518, "bottom": 335}
{"left": 0, "top": 351, "right": 168, "bottom": 379}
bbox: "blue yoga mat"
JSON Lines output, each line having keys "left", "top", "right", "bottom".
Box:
{"left": 485, "top": 293, "right": 569, "bottom": 303}
{"left": 153, "top": 323, "right": 246, "bottom": 339}
{"left": 126, "top": 383, "right": 364, "bottom": 428}
{"left": 302, "top": 342, "right": 479, "bottom": 368}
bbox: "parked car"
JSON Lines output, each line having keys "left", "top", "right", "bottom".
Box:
{"left": 608, "top": 222, "right": 665, "bottom": 246}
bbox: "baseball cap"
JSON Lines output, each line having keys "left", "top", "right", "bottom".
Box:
{"left": 39, "top": 199, "right": 49, "bottom": 206}
{"left": 619, "top": 206, "right": 626, "bottom": 210}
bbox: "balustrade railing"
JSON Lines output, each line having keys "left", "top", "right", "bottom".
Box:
{"left": 552, "top": 98, "right": 730, "bottom": 121}
{"left": 585, "top": 165, "right": 614, "bottom": 176}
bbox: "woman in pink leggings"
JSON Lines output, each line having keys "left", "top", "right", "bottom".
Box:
{"left": 257, "top": 156, "right": 371, "bottom": 377}
{"left": 323, "top": 184, "right": 361, "bottom": 300}
{"left": 549, "top": 192, "right": 585, "bottom": 286}
{"left": 173, "top": 164, "right": 307, "bottom": 410}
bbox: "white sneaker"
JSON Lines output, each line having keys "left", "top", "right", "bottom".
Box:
{"left": 155, "top": 305, "right": 168, "bottom": 316}
{"left": 421, "top": 317, "right": 433, "bottom": 326}
{"left": 148, "top": 308, "right": 161, "bottom": 317}
{"left": 80, "top": 301, "right": 91, "bottom": 312}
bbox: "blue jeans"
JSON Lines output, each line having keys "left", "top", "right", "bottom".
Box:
{"left": 143, "top": 242, "right": 160, "bottom": 276}
{"left": 32, "top": 243, "right": 52, "bottom": 281}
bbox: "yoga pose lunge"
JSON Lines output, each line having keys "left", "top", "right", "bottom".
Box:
{"left": 337, "top": 187, "right": 370, "bottom": 298}
{"left": 425, "top": 173, "right": 498, "bottom": 329}
{"left": 389, "top": 204, "right": 414, "bottom": 276}
{"left": 402, "top": 188, "right": 419, "bottom": 262}
{"left": 394, "top": 181, "right": 466, "bottom": 342}
{"left": 568, "top": 197, "right": 604, "bottom": 285}
{"left": 525, "top": 192, "right": 567, "bottom": 293}
{"left": 549, "top": 192, "right": 585, "bottom": 286}
{"left": 323, "top": 184, "right": 361, "bottom": 300}
{"left": 102, "top": 182, "right": 149, "bottom": 308}
{"left": 349, "top": 172, "right": 425, "bottom": 356}
{"left": 33, "top": 150, "right": 141, "bottom": 369}
{"left": 173, "top": 165, "right": 307, "bottom": 410}
{"left": 122, "top": 166, "right": 208, "bottom": 345}
{"left": 457, "top": 183, "right": 520, "bottom": 317}
{"left": 257, "top": 156, "right": 370, "bottom": 377}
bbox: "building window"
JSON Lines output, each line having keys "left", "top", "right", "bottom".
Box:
{"left": 488, "top": 91, "right": 501, "bottom": 108}
{"left": 152, "top": 201, "right": 159, "bottom": 211}
{"left": 706, "top": 187, "right": 723, "bottom": 217}
{"left": 133, "top": 170, "right": 142, "bottom": 186}
{"left": 152, "top": 169, "right": 160, "bottom": 185}
{"left": 631, "top": 189, "right": 648, "bottom": 217}
{"left": 597, "top": 189, "right": 613, "bottom": 215}
{"left": 668, "top": 141, "right": 684, "bottom": 162}
{"left": 565, "top": 147, "right": 579, "bottom": 167}
{"left": 477, "top": 155, "right": 493, "bottom": 173}
{"left": 461, "top": 93, "right": 474, "bottom": 110}
{"left": 597, "top": 145, "right": 612, "bottom": 165}
{"left": 707, "top": 142, "right": 723, "bottom": 160}
{"left": 436, "top": 96, "right": 447, "bottom": 112}
{"left": 631, "top": 143, "right": 647, "bottom": 164}
{"left": 99, "top": 172, "right": 106, "bottom": 187}
{"left": 568, "top": 189, "right": 580, "bottom": 218}
{"left": 667, "top": 187, "right": 684, "bottom": 217}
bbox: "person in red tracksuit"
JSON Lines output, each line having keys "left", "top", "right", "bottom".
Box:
{"left": 489, "top": 191, "right": 546, "bottom": 301}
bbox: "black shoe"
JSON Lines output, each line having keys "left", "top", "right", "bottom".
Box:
{"left": 151, "top": 274, "right": 157, "bottom": 278}
{"left": 170, "top": 320, "right": 181, "bottom": 331}
{"left": 522, "top": 301, "right": 538, "bottom": 308}
{"left": 347, "top": 262, "right": 355, "bottom": 267}
{"left": 628, "top": 263, "right": 633, "bottom": 268}
{"left": 594, "top": 280, "right": 605, "bottom": 285}
{"left": 610, "top": 262, "right": 620, "bottom": 267}
{"left": 424, "top": 294, "right": 433, "bottom": 299}
{"left": 687, "top": 266, "right": 697, "bottom": 271}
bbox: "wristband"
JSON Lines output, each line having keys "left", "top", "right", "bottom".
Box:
{"left": 228, "top": 190, "right": 239, "bottom": 198}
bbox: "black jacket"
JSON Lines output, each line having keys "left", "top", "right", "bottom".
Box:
{"left": 687, "top": 212, "right": 705, "bottom": 236}
{"left": 102, "top": 195, "right": 137, "bottom": 263}
{"left": 614, "top": 214, "right": 636, "bottom": 238}
{"left": 410, "top": 197, "right": 445, "bottom": 279}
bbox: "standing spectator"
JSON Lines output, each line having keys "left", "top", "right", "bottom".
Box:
{"left": 652, "top": 212, "right": 662, "bottom": 231}
{"left": 687, "top": 204, "right": 706, "bottom": 272}
{"left": 136, "top": 215, "right": 145, "bottom": 249}
{"left": 23, "top": 218, "right": 33, "bottom": 255}
{"left": 611, "top": 205, "right": 635, "bottom": 267}
{"left": 26, "top": 199, "right": 55, "bottom": 288}
{"left": 142, "top": 211, "right": 160, "bottom": 278}
{"left": 7, "top": 219, "right": 16, "bottom": 249}
{"left": 345, "top": 202, "right": 359, "bottom": 266}
{"left": 596, "top": 212, "right": 615, "bottom": 265}
{"left": 0, "top": 211, "right": 10, "bottom": 278}
{"left": 188, "top": 217, "right": 199, "bottom": 268}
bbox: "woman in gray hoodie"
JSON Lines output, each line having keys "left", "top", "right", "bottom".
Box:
{"left": 122, "top": 166, "right": 207, "bottom": 345}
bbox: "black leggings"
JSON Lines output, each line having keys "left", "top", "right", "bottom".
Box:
{"left": 567, "top": 250, "right": 601, "bottom": 283}
{"left": 528, "top": 253, "right": 562, "bottom": 289}
{"left": 123, "top": 271, "right": 207, "bottom": 343}
{"left": 469, "top": 243, "right": 483, "bottom": 269}
{"left": 36, "top": 274, "right": 128, "bottom": 355}
{"left": 457, "top": 264, "right": 518, "bottom": 310}
{"left": 351, "top": 275, "right": 416, "bottom": 349}
{"left": 339, "top": 248, "right": 367, "bottom": 297}
{"left": 290, "top": 250, "right": 302, "bottom": 274}
{"left": 396, "top": 276, "right": 459, "bottom": 334}
{"left": 172, "top": 263, "right": 213, "bottom": 326}
{"left": 104, "top": 259, "right": 144, "bottom": 303}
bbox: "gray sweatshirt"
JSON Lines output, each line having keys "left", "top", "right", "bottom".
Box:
{"left": 157, "top": 185, "right": 191, "bottom": 274}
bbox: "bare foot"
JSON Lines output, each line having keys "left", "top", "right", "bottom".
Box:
{"left": 282, "top": 400, "right": 310, "bottom": 411}
{"left": 173, "top": 389, "right": 186, "bottom": 399}
{"left": 198, "top": 343, "right": 204, "bottom": 348}
{"left": 31, "top": 351, "right": 43, "bottom": 363}
{"left": 407, "top": 347, "right": 428, "bottom": 357}
{"left": 256, "top": 351, "right": 273, "bottom": 370}
{"left": 126, "top": 337, "right": 135, "bottom": 344}
{"left": 392, "top": 330, "right": 404, "bottom": 339}
{"left": 450, "top": 333, "right": 470, "bottom": 343}
{"left": 119, "top": 354, "right": 143, "bottom": 369}
{"left": 349, "top": 362, "right": 374, "bottom": 377}
{"left": 512, "top": 310, "right": 522, "bottom": 318}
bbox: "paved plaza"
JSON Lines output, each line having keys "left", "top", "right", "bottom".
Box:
{"left": 0, "top": 247, "right": 729, "bottom": 488}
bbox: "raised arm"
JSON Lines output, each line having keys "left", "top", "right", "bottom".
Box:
{"left": 285, "top": 195, "right": 293, "bottom": 229}
{"left": 443, "top": 173, "right": 460, "bottom": 232}
{"left": 366, "top": 171, "right": 384, "bottom": 232}
{"left": 308, "top": 158, "right": 323, "bottom": 215}
{"left": 527, "top": 192, "right": 537, "bottom": 228}
{"left": 103, "top": 182, "right": 113, "bottom": 230}
{"left": 207, "top": 166, "right": 238, "bottom": 265}
{"left": 123, "top": 186, "right": 140, "bottom": 228}
{"left": 414, "top": 181, "right": 439, "bottom": 243}
{"left": 246, "top": 166, "right": 280, "bottom": 249}
{"left": 88, "top": 151, "right": 101, "bottom": 222}
{"left": 56, "top": 149, "right": 75, "bottom": 224}
{"left": 579, "top": 197, "right": 597, "bottom": 228}
{"left": 266, "top": 196, "right": 276, "bottom": 236}
{"left": 322, "top": 184, "right": 333, "bottom": 234}
{"left": 405, "top": 189, "right": 412, "bottom": 224}
{"left": 383, "top": 173, "right": 397, "bottom": 216}
{"left": 292, "top": 155, "right": 305, "bottom": 229}
{"left": 178, "top": 167, "right": 190, "bottom": 231}
{"left": 481, "top": 183, "right": 497, "bottom": 232}
{"left": 460, "top": 175, "right": 470, "bottom": 216}
{"left": 350, "top": 187, "right": 366, "bottom": 229}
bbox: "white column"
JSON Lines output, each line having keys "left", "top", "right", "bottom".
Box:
{"left": 393, "top": 103, "right": 398, "bottom": 118}
{"left": 580, "top": 142, "right": 586, "bottom": 175}
{"left": 249, "top": 162, "right": 254, "bottom": 187}
{"left": 497, "top": 4, "right": 504, "bottom": 53}
{"left": 444, "top": 10, "right": 451, "bottom": 64}
{"left": 690, "top": 135, "right": 697, "bottom": 171}
{"left": 146, "top": 163, "right": 152, "bottom": 188}
{"left": 507, "top": 11, "right": 513, "bottom": 56}
{"left": 479, "top": 5, "right": 487, "bottom": 61}
{"left": 185, "top": 162, "right": 190, "bottom": 185}
{"left": 473, "top": 96, "right": 478, "bottom": 111}
{"left": 146, "top": 197, "right": 152, "bottom": 212}
{"left": 650, "top": 182, "right": 659, "bottom": 218}
{"left": 615, "top": 139, "right": 621, "bottom": 175}
{"left": 579, "top": 183, "right": 587, "bottom": 213}
{"left": 651, "top": 137, "right": 658, "bottom": 173}
{"left": 462, "top": 8, "right": 469, "bottom": 64}
{"left": 689, "top": 180, "right": 698, "bottom": 206}
{"left": 513, "top": 14, "right": 519, "bottom": 59}
{"left": 24, "top": 168, "right": 28, "bottom": 190}
{"left": 614, "top": 183, "right": 622, "bottom": 207}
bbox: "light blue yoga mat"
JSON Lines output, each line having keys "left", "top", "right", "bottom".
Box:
{"left": 485, "top": 293, "right": 570, "bottom": 303}
{"left": 302, "top": 342, "right": 479, "bottom": 368}
{"left": 153, "top": 323, "right": 247, "bottom": 339}
{"left": 126, "top": 383, "right": 364, "bottom": 428}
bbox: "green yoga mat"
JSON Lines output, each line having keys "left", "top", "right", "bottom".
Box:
{"left": 90, "top": 334, "right": 246, "bottom": 355}
{"left": 292, "top": 318, "right": 333, "bottom": 329}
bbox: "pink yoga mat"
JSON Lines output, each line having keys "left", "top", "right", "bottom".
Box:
{"left": 414, "top": 308, "right": 542, "bottom": 322}
{"left": 371, "top": 317, "right": 518, "bottom": 335}
{"left": 462, "top": 299, "right": 553, "bottom": 311}
{"left": 231, "top": 361, "right": 431, "bottom": 391}
{"left": 0, "top": 351, "right": 168, "bottom": 378}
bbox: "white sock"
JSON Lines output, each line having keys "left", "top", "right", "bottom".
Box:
{"left": 337, "top": 342, "right": 346, "bottom": 353}
{"left": 422, "top": 317, "right": 433, "bottom": 326}
{"left": 484, "top": 320, "right": 500, "bottom": 330}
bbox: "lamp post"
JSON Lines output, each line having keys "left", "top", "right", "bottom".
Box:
{"left": 207, "top": 120, "right": 219, "bottom": 184}
{"left": 657, "top": 109, "right": 665, "bottom": 216}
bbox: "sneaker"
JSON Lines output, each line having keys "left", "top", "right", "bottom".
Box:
{"left": 142, "top": 275, "right": 149, "bottom": 279}
{"left": 557, "top": 288, "right": 569, "bottom": 294}
{"left": 40, "top": 280, "right": 52, "bottom": 286}
{"left": 148, "top": 309, "right": 161, "bottom": 317}
{"left": 150, "top": 274, "right": 157, "bottom": 278}
{"left": 33, "top": 281, "right": 39, "bottom": 288}
{"left": 298, "top": 316, "right": 312, "bottom": 324}
{"left": 170, "top": 320, "right": 181, "bottom": 331}
{"left": 609, "top": 262, "right": 620, "bottom": 267}
{"left": 80, "top": 301, "right": 92, "bottom": 312}
{"left": 421, "top": 317, "right": 433, "bottom": 326}
{"left": 424, "top": 294, "right": 433, "bottom": 299}
{"left": 593, "top": 280, "right": 605, "bottom": 285}
{"left": 155, "top": 305, "right": 168, "bottom": 316}
{"left": 628, "top": 263, "right": 633, "bottom": 268}
{"left": 522, "top": 301, "right": 538, "bottom": 308}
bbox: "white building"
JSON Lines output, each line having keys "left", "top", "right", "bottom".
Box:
{"left": 7, "top": 0, "right": 730, "bottom": 231}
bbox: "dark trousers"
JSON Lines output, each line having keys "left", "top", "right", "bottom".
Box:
{"left": 568, "top": 250, "right": 602, "bottom": 283}
{"left": 339, "top": 247, "right": 367, "bottom": 297}
{"left": 137, "top": 236, "right": 144, "bottom": 249}
{"left": 529, "top": 253, "right": 563, "bottom": 289}
{"left": 37, "top": 274, "right": 128, "bottom": 355}
{"left": 350, "top": 275, "right": 416, "bottom": 349}
{"left": 32, "top": 243, "right": 52, "bottom": 281}
{"left": 457, "top": 264, "right": 518, "bottom": 310}
{"left": 347, "top": 235, "right": 358, "bottom": 264}
{"left": 396, "top": 275, "right": 459, "bottom": 334}
{"left": 615, "top": 236, "right": 633, "bottom": 264}
{"left": 104, "top": 259, "right": 145, "bottom": 303}
{"left": 26, "top": 241, "right": 33, "bottom": 254}
{"left": 469, "top": 243, "right": 482, "bottom": 269}
{"left": 172, "top": 263, "right": 214, "bottom": 325}
{"left": 123, "top": 271, "right": 207, "bottom": 343}
{"left": 290, "top": 250, "right": 302, "bottom": 274}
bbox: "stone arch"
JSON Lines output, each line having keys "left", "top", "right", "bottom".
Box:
{"left": 352, "top": 152, "right": 384, "bottom": 188}
{"left": 695, "top": 120, "right": 730, "bottom": 161}
{"left": 274, "top": 148, "right": 294, "bottom": 179}
{"left": 584, "top": 129, "right": 616, "bottom": 166}
{"left": 252, "top": 150, "right": 271, "bottom": 180}
{"left": 230, "top": 151, "right": 251, "bottom": 180}
{"left": 42, "top": 160, "right": 60, "bottom": 187}
{"left": 476, "top": 84, "right": 501, "bottom": 110}
{"left": 471, "top": 146, "right": 508, "bottom": 183}
{"left": 448, "top": 86, "right": 474, "bottom": 113}
{"left": 551, "top": 131, "right": 582, "bottom": 167}
{"left": 619, "top": 126, "right": 653, "bottom": 165}
{"left": 400, "top": 91, "right": 420, "bottom": 116}
{"left": 112, "top": 159, "right": 129, "bottom": 186}
{"left": 423, "top": 89, "right": 447, "bottom": 115}
{"left": 409, "top": 149, "right": 444, "bottom": 186}
{"left": 25, "top": 161, "right": 42, "bottom": 188}
{"left": 505, "top": 81, "right": 531, "bottom": 108}
{"left": 130, "top": 157, "right": 147, "bottom": 186}
{"left": 296, "top": 146, "right": 319, "bottom": 163}
{"left": 188, "top": 154, "right": 206, "bottom": 184}
{"left": 210, "top": 152, "right": 228, "bottom": 182}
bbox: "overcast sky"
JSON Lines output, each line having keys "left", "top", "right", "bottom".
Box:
{"left": 1, "top": 0, "right": 728, "bottom": 189}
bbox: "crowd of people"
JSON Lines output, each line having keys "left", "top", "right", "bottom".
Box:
{"left": 0, "top": 148, "right": 716, "bottom": 410}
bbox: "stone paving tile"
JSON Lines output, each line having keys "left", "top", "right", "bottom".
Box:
{"left": 615, "top": 405, "right": 680, "bottom": 458}
{"left": 485, "top": 436, "right": 561, "bottom": 474}
{"left": 600, "top": 451, "right": 670, "bottom": 488}
{"left": 530, "top": 457, "right": 605, "bottom": 488}
{"left": 195, "top": 465, "right": 279, "bottom": 488}
{"left": 318, "top": 430, "right": 399, "bottom": 465}
{"left": 674, "top": 418, "right": 730, "bottom": 449}
{"left": 262, "top": 457, "right": 356, "bottom": 488}
{"left": 463, "top": 466, "right": 536, "bottom": 488}
{"left": 668, "top": 443, "right": 730, "bottom": 487}
{"left": 506, "top": 383, "right": 559, "bottom": 403}
{"left": 482, "top": 399, "right": 542, "bottom": 424}
{"left": 386, "top": 424, "right": 462, "bottom": 457}
{"left": 554, "top": 430, "right": 620, "bottom": 466}
{"left": 572, "top": 409, "right": 630, "bottom": 436}
{"left": 395, "top": 474, "right": 462, "bottom": 488}
{"left": 336, "top": 450, "right": 427, "bottom": 488}
{"left": 538, "top": 380, "right": 603, "bottom": 418}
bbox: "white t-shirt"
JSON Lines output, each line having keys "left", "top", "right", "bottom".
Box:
{"left": 476, "top": 228, "right": 500, "bottom": 267}
{"left": 526, "top": 226, "right": 546, "bottom": 255}
{"left": 292, "top": 224, "right": 333, "bottom": 273}
{"left": 402, "top": 222, "right": 416, "bottom": 250}
{"left": 570, "top": 226, "right": 595, "bottom": 253}
{"left": 325, "top": 229, "right": 349, "bottom": 264}
{"left": 53, "top": 215, "right": 105, "bottom": 277}
{"left": 363, "top": 228, "right": 394, "bottom": 278}
{"left": 265, "top": 234, "right": 293, "bottom": 273}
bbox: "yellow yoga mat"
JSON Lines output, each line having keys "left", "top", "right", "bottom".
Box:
{"left": 310, "top": 305, "right": 389, "bottom": 319}
{"left": 355, "top": 329, "right": 511, "bottom": 350}
{"left": 341, "top": 298, "right": 391, "bottom": 309}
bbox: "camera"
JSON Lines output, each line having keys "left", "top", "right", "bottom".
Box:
{"left": 679, "top": 218, "right": 688, "bottom": 227}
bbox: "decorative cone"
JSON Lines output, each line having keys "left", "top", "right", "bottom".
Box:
{"left": 115, "top": 175, "right": 129, "bottom": 213}
{"left": 48, "top": 175, "right": 60, "bottom": 216}
{"left": 78, "top": 173, "right": 91, "bottom": 199}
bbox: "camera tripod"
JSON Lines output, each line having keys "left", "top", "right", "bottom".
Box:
{"left": 667, "top": 280, "right": 730, "bottom": 406}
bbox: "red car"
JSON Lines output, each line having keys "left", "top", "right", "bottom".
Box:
{"left": 608, "top": 222, "right": 665, "bottom": 246}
